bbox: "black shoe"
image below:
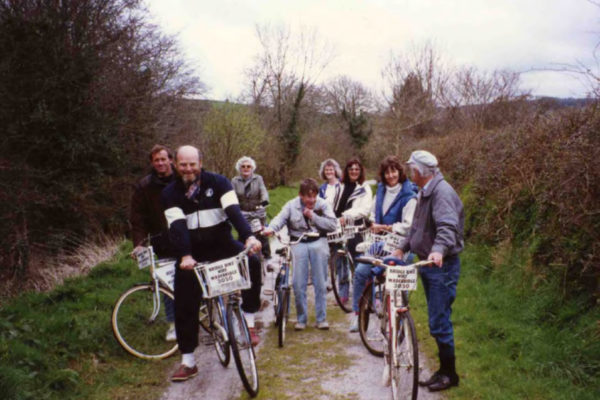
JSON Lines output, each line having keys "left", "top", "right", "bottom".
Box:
{"left": 418, "top": 371, "right": 441, "bottom": 387}
{"left": 428, "top": 374, "right": 459, "bottom": 392}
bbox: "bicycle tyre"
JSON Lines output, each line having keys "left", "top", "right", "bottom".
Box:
{"left": 208, "top": 298, "right": 230, "bottom": 367}
{"left": 358, "top": 281, "right": 385, "bottom": 357}
{"left": 227, "top": 303, "right": 259, "bottom": 397}
{"left": 273, "top": 272, "right": 282, "bottom": 325}
{"left": 111, "top": 284, "right": 178, "bottom": 360}
{"left": 278, "top": 289, "right": 290, "bottom": 348}
{"left": 329, "top": 250, "right": 354, "bottom": 313}
{"left": 391, "top": 310, "right": 419, "bottom": 400}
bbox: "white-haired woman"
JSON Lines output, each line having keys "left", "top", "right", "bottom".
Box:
{"left": 232, "top": 156, "right": 271, "bottom": 258}
{"left": 318, "top": 158, "right": 342, "bottom": 208}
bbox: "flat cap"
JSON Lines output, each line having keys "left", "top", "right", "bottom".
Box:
{"left": 406, "top": 150, "right": 438, "bottom": 168}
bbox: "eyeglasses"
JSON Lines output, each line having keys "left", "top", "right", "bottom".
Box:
{"left": 348, "top": 167, "right": 361, "bottom": 172}
{"left": 241, "top": 165, "right": 252, "bottom": 169}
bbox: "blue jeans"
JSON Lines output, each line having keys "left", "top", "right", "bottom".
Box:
{"left": 291, "top": 238, "right": 329, "bottom": 324}
{"left": 352, "top": 262, "right": 371, "bottom": 313}
{"left": 163, "top": 295, "right": 175, "bottom": 323}
{"left": 419, "top": 254, "right": 460, "bottom": 347}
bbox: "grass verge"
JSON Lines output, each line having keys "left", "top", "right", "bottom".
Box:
{"left": 411, "top": 244, "right": 600, "bottom": 400}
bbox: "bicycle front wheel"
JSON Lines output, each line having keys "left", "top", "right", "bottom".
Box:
{"left": 227, "top": 304, "right": 259, "bottom": 397}
{"left": 391, "top": 311, "right": 419, "bottom": 400}
{"left": 330, "top": 250, "right": 354, "bottom": 313}
{"left": 208, "top": 298, "right": 230, "bottom": 367}
{"left": 111, "top": 284, "right": 178, "bottom": 360}
{"left": 277, "top": 289, "right": 290, "bottom": 347}
{"left": 358, "top": 281, "right": 386, "bottom": 357}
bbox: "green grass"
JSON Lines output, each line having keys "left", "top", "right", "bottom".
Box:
{"left": 266, "top": 185, "right": 299, "bottom": 220}
{"left": 2, "top": 185, "right": 598, "bottom": 399}
{"left": 411, "top": 244, "right": 600, "bottom": 400}
{"left": 0, "top": 240, "right": 173, "bottom": 400}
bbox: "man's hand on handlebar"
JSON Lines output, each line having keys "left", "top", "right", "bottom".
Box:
{"left": 428, "top": 251, "right": 443, "bottom": 267}
{"left": 180, "top": 255, "right": 197, "bottom": 270}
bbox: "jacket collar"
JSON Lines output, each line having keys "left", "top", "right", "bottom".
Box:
{"left": 422, "top": 172, "right": 444, "bottom": 198}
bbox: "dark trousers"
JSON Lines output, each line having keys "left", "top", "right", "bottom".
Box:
{"left": 174, "top": 239, "right": 262, "bottom": 354}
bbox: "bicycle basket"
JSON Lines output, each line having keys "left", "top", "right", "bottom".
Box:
{"left": 327, "top": 229, "right": 345, "bottom": 243}
{"left": 361, "top": 233, "right": 390, "bottom": 258}
{"left": 154, "top": 258, "right": 176, "bottom": 292}
{"left": 194, "top": 254, "right": 251, "bottom": 298}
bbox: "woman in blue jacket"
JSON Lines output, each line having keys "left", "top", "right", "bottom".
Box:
{"left": 349, "top": 155, "right": 418, "bottom": 332}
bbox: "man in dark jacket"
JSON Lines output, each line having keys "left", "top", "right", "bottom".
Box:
{"left": 130, "top": 144, "right": 176, "bottom": 340}
{"left": 396, "top": 150, "right": 464, "bottom": 392}
{"left": 162, "top": 145, "right": 262, "bottom": 382}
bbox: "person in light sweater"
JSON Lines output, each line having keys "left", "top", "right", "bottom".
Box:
{"left": 349, "top": 155, "right": 418, "bottom": 333}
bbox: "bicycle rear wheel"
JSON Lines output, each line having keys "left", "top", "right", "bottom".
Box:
{"left": 227, "top": 303, "right": 259, "bottom": 397}
{"left": 208, "top": 298, "right": 230, "bottom": 367}
{"left": 330, "top": 250, "right": 354, "bottom": 313}
{"left": 277, "top": 289, "right": 290, "bottom": 347}
{"left": 391, "top": 311, "right": 419, "bottom": 400}
{"left": 358, "top": 281, "right": 386, "bottom": 357}
{"left": 111, "top": 284, "right": 178, "bottom": 360}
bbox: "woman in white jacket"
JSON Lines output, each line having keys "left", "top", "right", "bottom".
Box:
{"left": 332, "top": 158, "right": 373, "bottom": 305}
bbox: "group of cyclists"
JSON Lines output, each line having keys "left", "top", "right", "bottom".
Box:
{"left": 130, "top": 143, "right": 464, "bottom": 393}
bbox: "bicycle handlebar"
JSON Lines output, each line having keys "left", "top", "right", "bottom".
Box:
{"left": 272, "top": 230, "right": 319, "bottom": 246}
{"left": 354, "top": 256, "right": 435, "bottom": 269}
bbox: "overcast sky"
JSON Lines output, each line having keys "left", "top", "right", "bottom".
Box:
{"left": 147, "top": 0, "right": 599, "bottom": 101}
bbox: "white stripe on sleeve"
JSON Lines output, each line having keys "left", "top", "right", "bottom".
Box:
{"left": 164, "top": 207, "right": 186, "bottom": 227}
{"left": 220, "top": 190, "right": 239, "bottom": 209}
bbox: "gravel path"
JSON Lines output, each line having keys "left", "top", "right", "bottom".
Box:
{"left": 161, "top": 242, "right": 443, "bottom": 400}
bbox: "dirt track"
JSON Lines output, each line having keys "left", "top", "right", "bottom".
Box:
{"left": 160, "top": 241, "right": 443, "bottom": 400}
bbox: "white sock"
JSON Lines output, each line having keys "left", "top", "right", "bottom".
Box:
{"left": 182, "top": 353, "right": 195, "bottom": 368}
{"left": 244, "top": 312, "right": 255, "bottom": 328}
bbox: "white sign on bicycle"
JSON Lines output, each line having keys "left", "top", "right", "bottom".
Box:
{"left": 204, "top": 258, "right": 246, "bottom": 295}
{"left": 135, "top": 248, "right": 153, "bottom": 269}
{"left": 383, "top": 233, "right": 403, "bottom": 253}
{"left": 385, "top": 265, "right": 418, "bottom": 291}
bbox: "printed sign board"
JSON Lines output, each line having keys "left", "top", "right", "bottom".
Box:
{"left": 135, "top": 248, "right": 153, "bottom": 270}
{"left": 195, "top": 256, "right": 250, "bottom": 298}
{"left": 385, "top": 265, "right": 418, "bottom": 292}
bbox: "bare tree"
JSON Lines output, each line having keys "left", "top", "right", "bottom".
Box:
{"left": 244, "top": 24, "right": 334, "bottom": 184}
{"left": 380, "top": 41, "right": 450, "bottom": 153}
{"left": 325, "top": 75, "right": 374, "bottom": 159}
{"left": 440, "top": 67, "right": 529, "bottom": 130}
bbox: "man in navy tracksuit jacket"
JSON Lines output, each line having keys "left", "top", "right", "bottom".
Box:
{"left": 162, "top": 145, "right": 262, "bottom": 382}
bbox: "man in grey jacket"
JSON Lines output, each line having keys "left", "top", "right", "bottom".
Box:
{"left": 264, "top": 178, "right": 338, "bottom": 330}
{"left": 396, "top": 150, "right": 464, "bottom": 392}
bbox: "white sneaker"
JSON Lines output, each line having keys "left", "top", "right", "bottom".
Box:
{"left": 294, "top": 322, "right": 306, "bottom": 331}
{"left": 348, "top": 315, "right": 358, "bottom": 332}
{"left": 165, "top": 324, "right": 176, "bottom": 341}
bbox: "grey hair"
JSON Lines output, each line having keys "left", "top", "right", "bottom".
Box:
{"left": 408, "top": 162, "right": 438, "bottom": 178}
{"left": 235, "top": 156, "right": 256, "bottom": 173}
{"left": 319, "top": 158, "right": 342, "bottom": 180}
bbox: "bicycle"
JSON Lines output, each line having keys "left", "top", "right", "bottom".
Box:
{"left": 327, "top": 220, "right": 366, "bottom": 313}
{"left": 111, "top": 244, "right": 226, "bottom": 362}
{"left": 355, "top": 250, "right": 433, "bottom": 400}
{"left": 267, "top": 231, "right": 319, "bottom": 347}
{"left": 194, "top": 247, "right": 259, "bottom": 397}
